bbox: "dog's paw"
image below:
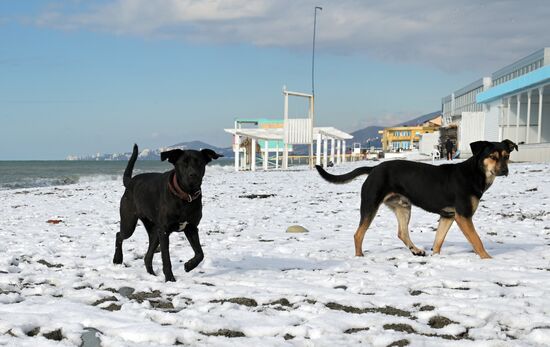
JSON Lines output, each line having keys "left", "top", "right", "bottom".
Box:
{"left": 411, "top": 248, "right": 426, "bottom": 256}
{"left": 184, "top": 261, "right": 196, "bottom": 272}
{"left": 165, "top": 274, "right": 176, "bottom": 282}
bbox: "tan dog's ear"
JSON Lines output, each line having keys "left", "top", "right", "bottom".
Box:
{"left": 160, "top": 149, "right": 184, "bottom": 164}
{"left": 502, "top": 139, "right": 518, "bottom": 152}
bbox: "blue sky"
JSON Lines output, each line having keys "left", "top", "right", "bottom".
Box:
{"left": 1, "top": 0, "right": 549, "bottom": 159}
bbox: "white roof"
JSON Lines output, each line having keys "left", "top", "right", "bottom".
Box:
{"left": 224, "top": 126, "right": 353, "bottom": 141}
{"left": 224, "top": 128, "right": 284, "bottom": 140}
{"left": 314, "top": 127, "right": 354, "bottom": 140}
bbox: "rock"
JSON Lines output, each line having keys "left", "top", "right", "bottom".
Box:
{"left": 43, "top": 329, "right": 63, "bottom": 341}
{"left": 92, "top": 296, "right": 118, "bottom": 306}
{"left": 101, "top": 303, "right": 121, "bottom": 311}
{"left": 81, "top": 328, "right": 102, "bottom": 347}
{"left": 46, "top": 219, "right": 63, "bottom": 224}
{"left": 286, "top": 225, "right": 309, "bottom": 233}
{"left": 201, "top": 329, "right": 245, "bottom": 338}
{"left": 239, "top": 194, "right": 275, "bottom": 199}
{"left": 428, "top": 315, "right": 455, "bottom": 329}
{"left": 118, "top": 286, "right": 135, "bottom": 298}
{"left": 128, "top": 290, "right": 161, "bottom": 302}
{"left": 211, "top": 297, "right": 258, "bottom": 307}
{"left": 25, "top": 327, "right": 40, "bottom": 337}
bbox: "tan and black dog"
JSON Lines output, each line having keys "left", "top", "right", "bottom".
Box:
{"left": 316, "top": 140, "right": 518, "bottom": 259}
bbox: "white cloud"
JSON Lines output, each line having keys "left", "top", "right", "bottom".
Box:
{"left": 32, "top": 0, "right": 550, "bottom": 71}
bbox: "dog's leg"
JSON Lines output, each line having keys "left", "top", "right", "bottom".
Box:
{"left": 158, "top": 229, "right": 176, "bottom": 282}
{"left": 384, "top": 195, "right": 425, "bottom": 256}
{"left": 354, "top": 212, "right": 376, "bottom": 256}
{"left": 432, "top": 217, "right": 453, "bottom": 255}
{"left": 454, "top": 215, "right": 491, "bottom": 259}
{"left": 394, "top": 205, "right": 425, "bottom": 256}
{"left": 144, "top": 230, "right": 159, "bottom": 276}
{"left": 142, "top": 220, "right": 158, "bottom": 275}
{"left": 113, "top": 207, "right": 138, "bottom": 264}
{"left": 183, "top": 224, "right": 204, "bottom": 272}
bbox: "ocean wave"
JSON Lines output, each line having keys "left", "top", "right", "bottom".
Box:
{"left": 0, "top": 174, "right": 121, "bottom": 190}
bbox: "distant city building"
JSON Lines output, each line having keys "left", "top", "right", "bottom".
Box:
{"left": 379, "top": 113, "right": 442, "bottom": 151}
{"left": 442, "top": 47, "right": 550, "bottom": 161}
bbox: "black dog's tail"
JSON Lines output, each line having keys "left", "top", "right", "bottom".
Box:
{"left": 315, "top": 165, "right": 373, "bottom": 184}
{"left": 123, "top": 144, "right": 138, "bottom": 188}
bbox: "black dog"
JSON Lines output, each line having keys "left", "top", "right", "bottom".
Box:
{"left": 316, "top": 140, "right": 518, "bottom": 259}
{"left": 113, "top": 144, "right": 222, "bottom": 281}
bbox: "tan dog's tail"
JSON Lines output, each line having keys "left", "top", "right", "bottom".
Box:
{"left": 123, "top": 144, "right": 138, "bottom": 188}
{"left": 315, "top": 165, "right": 373, "bottom": 184}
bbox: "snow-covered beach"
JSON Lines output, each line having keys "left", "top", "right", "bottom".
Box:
{"left": 1, "top": 160, "right": 550, "bottom": 346}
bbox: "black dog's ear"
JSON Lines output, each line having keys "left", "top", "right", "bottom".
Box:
{"left": 201, "top": 149, "right": 223, "bottom": 163}
{"left": 160, "top": 149, "right": 184, "bottom": 164}
{"left": 470, "top": 141, "right": 492, "bottom": 156}
{"left": 502, "top": 139, "right": 518, "bottom": 152}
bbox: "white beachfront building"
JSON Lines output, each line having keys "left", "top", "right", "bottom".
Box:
{"left": 441, "top": 47, "right": 550, "bottom": 161}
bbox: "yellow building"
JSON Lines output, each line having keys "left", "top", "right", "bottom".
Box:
{"left": 378, "top": 114, "right": 442, "bottom": 151}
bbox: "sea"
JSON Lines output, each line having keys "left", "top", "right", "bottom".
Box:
{"left": 0, "top": 159, "right": 233, "bottom": 190}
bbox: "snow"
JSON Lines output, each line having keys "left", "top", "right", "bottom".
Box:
{"left": 1, "top": 159, "right": 550, "bottom": 346}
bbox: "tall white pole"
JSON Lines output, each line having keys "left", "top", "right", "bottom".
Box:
{"left": 516, "top": 94, "right": 521, "bottom": 144}
{"left": 330, "top": 137, "right": 335, "bottom": 164}
{"left": 323, "top": 136, "right": 328, "bottom": 167}
{"left": 283, "top": 91, "right": 289, "bottom": 170}
{"left": 263, "top": 142, "right": 268, "bottom": 170}
{"left": 275, "top": 143, "right": 279, "bottom": 169}
{"left": 342, "top": 140, "right": 346, "bottom": 162}
{"left": 526, "top": 90, "right": 532, "bottom": 144}
{"left": 309, "top": 95, "right": 314, "bottom": 169}
{"left": 538, "top": 87, "right": 544, "bottom": 143}
{"left": 234, "top": 135, "right": 240, "bottom": 172}
{"left": 336, "top": 140, "right": 341, "bottom": 164}
{"left": 506, "top": 98, "right": 511, "bottom": 139}
{"left": 498, "top": 104, "right": 503, "bottom": 142}
{"left": 312, "top": 7, "right": 323, "bottom": 95}
{"left": 340, "top": 140, "right": 344, "bottom": 163}
{"left": 316, "top": 133, "right": 322, "bottom": 165}
{"left": 251, "top": 138, "right": 257, "bottom": 172}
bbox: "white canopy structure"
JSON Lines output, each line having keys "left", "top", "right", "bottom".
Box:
{"left": 224, "top": 86, "right": 353, "bottom": 171}
{"left": 224, "top": 125, "right": 353, "bottom": 171}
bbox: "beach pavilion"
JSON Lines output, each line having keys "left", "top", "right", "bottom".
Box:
{"left": 224, "top": 123, "right": 353, "bottom": 171}
{"left": 225, "top": 87, "right": 353, "bottom": 171}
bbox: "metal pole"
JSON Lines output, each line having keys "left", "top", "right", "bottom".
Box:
{"left": 312, "top": 6, "right": 322, "bottom": 95}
